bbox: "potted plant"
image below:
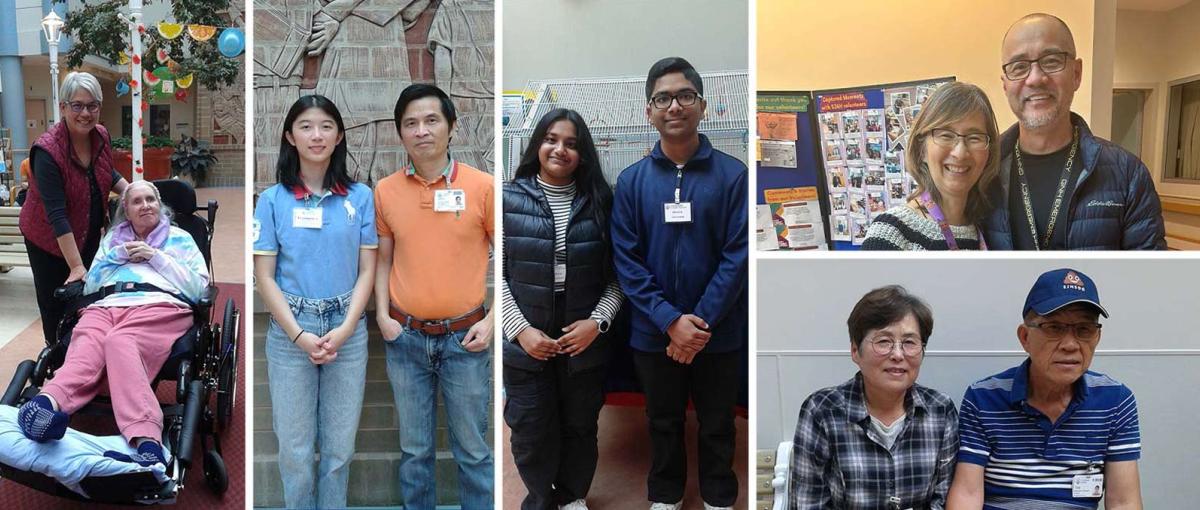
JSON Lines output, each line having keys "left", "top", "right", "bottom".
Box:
{"left": 170, "top": 135, "right": 219, "bottom": 188}
{"left": 112, "top": 135, "right": 176, "bottom": 181}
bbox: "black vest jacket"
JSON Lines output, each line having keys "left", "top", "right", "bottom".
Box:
{"left": 502, "top": 176, "right": 615, "bottom": 372}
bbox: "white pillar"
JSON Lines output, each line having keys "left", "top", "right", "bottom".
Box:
{"left": 129, "top": 0, "right": 144, "bottom": 182}
{"left": 48, "top": 39, "right": 59, "bottom": 125}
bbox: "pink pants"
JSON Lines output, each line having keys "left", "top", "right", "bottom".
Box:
{"left": 42, "top": 303, "right": 193, "bottom": 443}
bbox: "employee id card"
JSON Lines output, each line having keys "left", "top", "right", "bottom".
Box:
{"left": 664, "top": 202, "right": 692, "bottom": 223}
{"left": 434, "top": 189, "right": 467, "bottom": 212}
{"left": 1072, "top": 474, "right": 1104, "bottom": 498}
{"left": 293, "top": 207, "right": 323, "bottom": 229}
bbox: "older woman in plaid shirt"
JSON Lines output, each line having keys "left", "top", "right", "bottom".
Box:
{"left": 789, "top": 286, "right": 959, "bottom": 510}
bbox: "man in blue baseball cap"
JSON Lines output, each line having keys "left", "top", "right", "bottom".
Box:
{"left": 947, "top": 268, "right": 1144, "bottom": 510}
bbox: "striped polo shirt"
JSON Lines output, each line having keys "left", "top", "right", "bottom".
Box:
{"left": 958, "top": 360, "right": 1141, "bottom": 509}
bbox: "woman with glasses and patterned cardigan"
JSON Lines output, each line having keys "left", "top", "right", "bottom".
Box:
{"left": 862, "top": 82, "right": 1000, "bottom": 251}
{"left": 19, "top": 71, "right": 129, "bottom": 343}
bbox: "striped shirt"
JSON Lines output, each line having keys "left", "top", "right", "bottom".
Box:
{"left": 861, "top": 206, "right": 983, "bottom": 251}
{"left": 958, "top": 360, "right": 1141, "bottom": 510}
{"left": 501, "top": 177, "right": 624, "bottom": 341}
{"left": 789, "top": 373, "right": 959, "bottom": 510}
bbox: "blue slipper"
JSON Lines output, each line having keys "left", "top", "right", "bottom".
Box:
{"left": 17, "top": 395, "right": 68, "bottom": 442}
{"left": 105, "top": 441, "right": 167, "bottom": 467}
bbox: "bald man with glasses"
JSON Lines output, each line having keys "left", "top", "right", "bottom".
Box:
{"left": 980, "top": 13, "right": 1165, "bottom": 250}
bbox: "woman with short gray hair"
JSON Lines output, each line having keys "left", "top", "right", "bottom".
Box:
{"left": 18, "top": 70, "right": 130, "bottom": 343}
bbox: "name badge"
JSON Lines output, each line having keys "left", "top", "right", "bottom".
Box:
{"left": 664, "top": 202, "right": 693, "bottom": 223}
{"left": 1072, "top": 474, "right": 1104, "bottom": 498}
{"left": 554, "top": 263, "right": 567, "bottom": 283}
{"left": 293, "top": 207, "right": 323, "bottom": 229}
{"left": 434, "top": 189, "right": 467, "bottom": 212}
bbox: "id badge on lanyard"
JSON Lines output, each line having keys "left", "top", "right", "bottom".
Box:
{"left": 664, "top": 166, "right": 692, "bottom": 224}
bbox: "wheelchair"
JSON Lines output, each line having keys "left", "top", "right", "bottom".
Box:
{"left": 0, "top": 179, "right": 240, "bottom": 504}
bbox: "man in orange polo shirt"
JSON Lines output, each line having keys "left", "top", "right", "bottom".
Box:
{"left": 373, "top": 84, "right": 494, "bottom": 509}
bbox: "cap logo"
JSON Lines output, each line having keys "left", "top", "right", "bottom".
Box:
{"left": 1062, "top": 271, "right": 1085, "bottom": 291}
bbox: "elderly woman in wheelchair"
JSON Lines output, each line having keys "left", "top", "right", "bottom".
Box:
{"left": 16, "top": 180, "right": 209, "bottom": 467}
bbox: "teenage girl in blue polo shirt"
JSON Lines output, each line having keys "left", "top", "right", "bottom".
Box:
{"left": 252, "top": 95, "right": 378, "bottom": 509}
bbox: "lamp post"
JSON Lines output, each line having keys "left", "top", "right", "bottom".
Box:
{"left": 41, "top": 11, "right": 64, "bottom": 126}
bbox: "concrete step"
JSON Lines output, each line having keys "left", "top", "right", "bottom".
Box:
{"left": 253, "top": 454, "right": 468, "bottom": 507}
{"left": 253, "top": 311, "right": 494, "bottom": 505}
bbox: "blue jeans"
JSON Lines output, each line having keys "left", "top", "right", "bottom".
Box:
{"left": 384, "top": 327, "right": 493, "bottom": 509}
{"left": 266, "top": 291, "right": 368, "bottom": 509}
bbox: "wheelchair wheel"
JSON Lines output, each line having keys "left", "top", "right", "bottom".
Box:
{"left": 202, "top": 449, "right": 228, "bottom": 495}
{"left": 217, "top": 299, "right": 239, "bottom": 432}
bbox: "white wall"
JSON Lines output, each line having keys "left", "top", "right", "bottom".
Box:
{"left": 758, "top": 258, "right": 1200, "bottom": 509}
{"left": 502, "top": 0, "right": 748, "bottom": 90}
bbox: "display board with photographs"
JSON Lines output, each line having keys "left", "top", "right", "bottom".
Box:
{"left": 814, "top": 78, "right": 953, "bottom": 248}
{"left": 756, "top": 93, "right": 828, "bottom": 251}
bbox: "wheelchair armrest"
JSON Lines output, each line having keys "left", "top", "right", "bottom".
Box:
{"left": 197, "top": 284, "right": 218, "bottom": 309}
{"left": 54, "top": 281, "right": 84, "bottom": 302}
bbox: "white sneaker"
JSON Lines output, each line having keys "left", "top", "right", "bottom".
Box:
{"left": 560, "top": 499, "right": 589, "bottom": 510}
{"left": 649, "top": 502, "right": 681, "bottom": 510}
{"left": 703, "top": 503, "right": 733, "bottom": 510}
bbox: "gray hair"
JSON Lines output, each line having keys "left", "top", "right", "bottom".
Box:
{"left": 111, "top": 180, "right": 173, "bottom": 229}
{"left": 60, "top": 71, "right": 103, "bottom": 105}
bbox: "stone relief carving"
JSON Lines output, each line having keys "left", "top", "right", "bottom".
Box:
{"left": 253, "top": 0, "right": 494, "bottom": 188}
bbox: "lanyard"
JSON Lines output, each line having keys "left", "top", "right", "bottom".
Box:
{"left": 1014, "top": 127, "right": 1079, "bottom": 250}
{"left": 916, "top": 192, "right": 987, "bottom": 251}
{"left": 674, "top": 164, "right": 684, "bottom": 203}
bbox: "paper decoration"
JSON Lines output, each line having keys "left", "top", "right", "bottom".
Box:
{"left": 157, "top": 22, "right": 184, "bottom": 39}
{"left": 187, "top": 24, "right": 216, "bottom": 41}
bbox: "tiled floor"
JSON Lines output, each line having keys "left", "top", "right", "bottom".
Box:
{"left": 503, "top": 405, "right": 750, "bottom": 509}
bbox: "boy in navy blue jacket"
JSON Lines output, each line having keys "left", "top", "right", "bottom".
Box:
{"left": 611, "top": 57, "right": 748, "bottom": 510}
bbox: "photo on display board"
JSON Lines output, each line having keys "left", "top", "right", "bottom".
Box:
{"left": 831, "top": 214, "right": 852, "bottom": 241}
{"left": 864, "top": 109, "right": 884, "bottom": 134}
{"left": 831, "top": 192, "right": 848, "bottom": 212}
{"left": 848, "top": 165, "right": 864, "bottom": 189}
{"left": 844, "top": 137, "right": 863, "bottom": 162}
{"left": 819, "top": 112, "right": 842, "bottom": 139}
{"left": 828, "top": 165, "right": 847, "bottom": 191}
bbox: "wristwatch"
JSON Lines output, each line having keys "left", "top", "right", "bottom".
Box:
{"left": 593, "top": 317, "right": 610, "bottom": 333}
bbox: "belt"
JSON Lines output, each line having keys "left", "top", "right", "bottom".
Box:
{"left": 389, "top": 305, "right": 486, "bottom": 336}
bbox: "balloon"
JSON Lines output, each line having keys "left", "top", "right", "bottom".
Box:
{"left": 217, "top": 28, "right": 244, "bottom": 58}
{"left": 115, "top": 77, "right": 130, "bottom": 97}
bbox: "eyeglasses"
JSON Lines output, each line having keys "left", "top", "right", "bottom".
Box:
{"left": 66, "top": 101, "right": 101, "bottom": 113}
{"left": 1002, "top": 51, "right": 1073, "bottom": 81}
{"left": 1025, "top": 321, "right": 1102, "bottom": 341}
{"left": 867, "top": 337, "right": 925, "bottom": 357}
{"left": 928, "top": 128, "right": 991, "bottom": 151}
{"left": 649, "top": 91, "right": 701, "bottom": 110}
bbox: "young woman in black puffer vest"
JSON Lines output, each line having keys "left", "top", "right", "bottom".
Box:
{"left": 501, "top": 108, "right": 624, "bottom": 510}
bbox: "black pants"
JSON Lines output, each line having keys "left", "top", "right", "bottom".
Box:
{"left": 633, "top": 349, "right": 740, "bottom": 506}
{"left": 25, "top": 237, "right": 98, "bottom": 343}
{"left": 504, "top": 293, "right": 607, "bottom": 510}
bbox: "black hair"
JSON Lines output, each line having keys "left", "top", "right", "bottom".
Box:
{"left": 393, "top": 83, "right": 457, "bottom": 137}
{"left": 276, "top": 95, "right": 352, "bottom": 192}
{"left": 645, "top": 57, "right": 704, "bottom": 101}
{"left": 847, "top": 285, "right": 934, "bottom": 348}
{"left": 512, "top": 108, "right": 613, "bottom": 240}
